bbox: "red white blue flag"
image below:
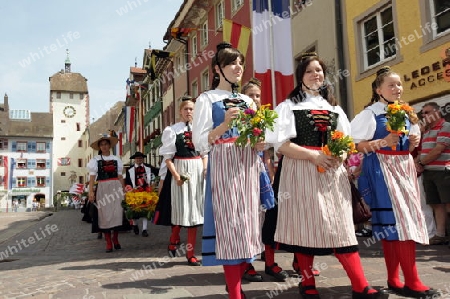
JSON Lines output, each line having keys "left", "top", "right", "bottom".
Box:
{"left": 125, "top": 107, "right": 135, "bottom": 143}
{"left": 252, "top": 0, "right": 294, "bottom": 106}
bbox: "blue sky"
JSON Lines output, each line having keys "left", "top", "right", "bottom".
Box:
{"left": 0, "top": 0, "right": 183, "bottom": 119}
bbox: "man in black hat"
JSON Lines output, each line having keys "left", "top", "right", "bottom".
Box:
{"left": 125, "top": 152, "right": 159, "bottom": 237}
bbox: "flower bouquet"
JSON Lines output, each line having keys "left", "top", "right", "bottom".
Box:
{"left": 385, "top": 101, "right": 414, "bottom": 150}
{"left": 318, "top": 130, "right": 357, "bottom": 173}
{"left": 230, "top": 104, "right": 278, "bottom": 147}
{"left": 123, "top": 186, "right": 159, "bottom": 220}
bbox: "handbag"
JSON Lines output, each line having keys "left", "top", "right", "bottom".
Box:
{"left": 350, "top": 181, "right": 372, "bottom": 224}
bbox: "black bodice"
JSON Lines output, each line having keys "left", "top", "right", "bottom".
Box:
{"left": 97, "top": 159, "right": 118, "bottom": 181}
{"left": 290, "top": 109, "right": 339, "bottom": 147}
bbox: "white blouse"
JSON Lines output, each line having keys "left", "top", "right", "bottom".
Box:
{"left": 159, "top": 122, "right": 190, "bottom": 161}
{"left": 192, "top": 89, "right": 255, "bottom": 154}
{"left": 350, "top": 101, "right": 420, "bottom": 144}
{"left": 265, "top": 93, "right": 351, "bottom": 152}
{"left": 87, "top": 155, "right": 123, "bottom": 177}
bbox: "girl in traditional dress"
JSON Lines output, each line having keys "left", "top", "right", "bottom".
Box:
{"left": 351, "top": 66, "right": 439, "bottom": 298}
{"left": 266, "top": 53, "right": 388, "bottom": 299}
{"left": 159, "top": 97, "right": 206, "bottom": 266}
{"left": 192, "top": 42, "right": 265, "bottom": 299}
{"left": 240, "top": 78, "right": 289, "bottom": 283}
{"left": 87, "top": 134, "right": 125, "bottom": 253}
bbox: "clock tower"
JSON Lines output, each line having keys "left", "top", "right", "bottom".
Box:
{"left": 49, "top": 50, "right": 89, "bottom": 193}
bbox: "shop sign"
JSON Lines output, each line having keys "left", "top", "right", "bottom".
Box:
{"left": 11, "top": 188, "right": 41, "bottom": 193}
{"left": 404, "top": 58, "right": 450, "bottom": 89}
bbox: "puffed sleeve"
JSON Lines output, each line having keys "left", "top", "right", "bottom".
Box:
{"left": 159, "top": 126, "right": 177, "bottom": 160}
{"left": 87, "top": 157, "right": 98, "bottom": 176}
{"left": 334, "top": 106, "right": 351, "bottom": 136}
{"left": 350, "top": 109, "right": 376, "bottom": 144}
{"left": 265, "top": 101, "right": 297, "bottom": 152}
{"left": 158, "top": 160, "right": 167, "bottom": 180}
{"left": 192, "top": 92, "right": 213, "bottom": 154}
{"left": 115, "top": 156, "right": 124, "bottom": 175}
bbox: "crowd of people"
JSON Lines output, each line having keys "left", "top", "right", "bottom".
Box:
{"left": 82, "top": 43, "right": 449, "bottom": 299}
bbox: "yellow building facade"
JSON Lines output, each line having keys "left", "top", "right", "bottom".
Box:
{"left": 342, "top": 0, "right": 450, "bottom": 116}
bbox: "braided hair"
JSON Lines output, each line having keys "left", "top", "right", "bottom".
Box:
{"left": 366, "top": 66, "right": 419, "bottom": 124}
{"left": 287, "top": 52, "right": 336, "bottom": 105}
{"left": 241, "top": 77, "right": 261, "bottom": 95}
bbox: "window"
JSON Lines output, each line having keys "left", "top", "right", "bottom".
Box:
{"left": 201, "top": 70, "right": 210, "bottom": 91}
{"left": 215, "top": 1, "right": 225, "bottom": 29}
{"left": 191, "top": 80, "right": 198, "bottom": 98}
{"left": 76, "top": 123, "right": 81, "bottom": 131}
{"left": 61, "top": 120, "right": 66, "bottom": 123}
{"left": 36, "top": 176, "right": 46, "bottom": 187}
{"left": 0, "top": 156, "right": 3, "bottom": 166}
{"left": 61, "top": 172, "right": 66, "bottom": 176}
{"left": 70, "top": 93, "right": 74, "bottom": 99}
{"left": 17, "top": 177, "right": 26, "bottom": 187}
{"left": 201, "top": 21, "right": 208, "bottom": 46}
{"left": 58, "top": 157, "right": 70, "bottom": 166}
{"left": 56, "top": 92, "right": 61, "bottom": 99}
{"left": 78, "top": 140, "right": 82, "bottom": 147}
{"left": 36, "top": 142, "right": 46, "bottom": 152}
{"left": 16, "top": 142, "right": 27, "bottom": 152}
{"left": 361, "top": 6, "right": 395, "bottom": 69}
{"left": 79, "top": 93, "right": 84, "bottom": 99}
{"left": 78, "top": 159, "right": 83, "bottom": 167}
{"left": 431, "top": 0, "right": 450, "bottom": 36}
{"left": 79, "top": 176, "right": 84, "bottom": 184}
{"left": 36, "top": 159, "right": 46, "bottom": 169}
{"left": 0, "top": 139, "right": 8, "bottom": 150}
{"left": 61, "top": 137, "right": 66, "bottom": 141}
{"left": 192, "top": 35, "right": 198, "bottom": 57}
{"left": 232, "top": 0, "right": 244, "bottom": 12}
{"left": 16, "top": 159, "right": 27, "bottom": 169}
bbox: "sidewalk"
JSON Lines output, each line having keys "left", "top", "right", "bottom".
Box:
{"left": 0, "top": 209, "right": 449, "bottom": 299}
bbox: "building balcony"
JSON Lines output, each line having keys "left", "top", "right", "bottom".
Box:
{"left": 144, "top": 101, "right": 162, "bottom": 127}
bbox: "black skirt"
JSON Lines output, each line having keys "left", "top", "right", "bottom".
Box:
{"left": 153, "top": 171, "right": 173, "bottom": 226}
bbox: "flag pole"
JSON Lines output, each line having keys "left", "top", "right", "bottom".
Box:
{"left": 268, "top": 0, "right": 277, "bottom": 108}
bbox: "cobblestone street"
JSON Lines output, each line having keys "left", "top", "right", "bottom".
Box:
{"left": 0, "top": 210, "right": 449, "bottom": 299}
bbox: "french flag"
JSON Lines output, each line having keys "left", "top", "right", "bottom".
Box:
{"left": 252, "top": 0, "right": 294, "bottom": 107}
{"left": 125, "top": 106, "right": 136, "bottom": 143}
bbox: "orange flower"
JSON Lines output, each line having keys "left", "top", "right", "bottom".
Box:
{"left": 331, "top": 131, "right": 344, "bottom": 140}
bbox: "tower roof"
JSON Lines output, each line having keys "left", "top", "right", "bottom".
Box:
{"left": 49, "top": 72, "right": 88, "bottom": 93}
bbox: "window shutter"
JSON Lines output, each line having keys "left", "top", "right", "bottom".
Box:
{"left": 46, "top": 142, "right": 51, "bottom": 151}
{"left": 12, "top": 141, "right": 16, "bottom": 151}
{"left": 31, "top": 142, "right": 36, "bottom": 153}
{"left": 27, "top": 160, "right": 32, "bottom": 168}
{"left": 27, "top": 177, "right": 33, "bottom": 186}
{"left": 46, "top": 177, "right": 50, "bottom": 185}
{"left": 12, "top": 177, "right": 16, "bottom": 187}
{"left": 46, "top": 160, "right": 50, "bottom": 168}
{"left": 27, "top": 142, "right": 32, "bottom": 152}
{"left": 31, "top": 159, "right": 36, "bottom": 168}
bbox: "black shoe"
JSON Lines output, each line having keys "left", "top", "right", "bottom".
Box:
{"left": 97, "top": 232, "right": 102, "bottom": 239}
{"left": 114, "top": 244, "right": 121, "bottom": 250}
{"left": 265, "top": 263, "right": 289, "bottom": 282}
{"left": 403, "top": 286, "right": 440, "bottom": 298}
{"left": 133, "top": 225, "right": 139, "bottom": 235}
{"left": 299, "top": 284, "right": 321, "bottom": 299}
{"left": 352, "top": 286, "right": 390, "bottom": 299}
{"left": 168, "top": 244, "right": 177, "bottom": 257}
{"left": 387, "top": 282, "right": 404, "bottom": 296}
{"left": 187, "top": 256, "right": 201, "bottom": 266}
{"left": 142, "top": 230, "right": 149, "bottom": 237}
{"left": 243, "top": 265, "right": 263, "bottom": 282}
{"left": 356, "top": 228, "right": 373, "bottom": 237}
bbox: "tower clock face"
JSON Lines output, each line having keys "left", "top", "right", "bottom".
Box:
{"left": 63, "top": 105, "right": 76, "bottom": 118}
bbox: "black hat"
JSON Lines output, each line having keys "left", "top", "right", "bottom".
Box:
{"left": 130, "top": 151, "right": 146, "bottom": 159}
